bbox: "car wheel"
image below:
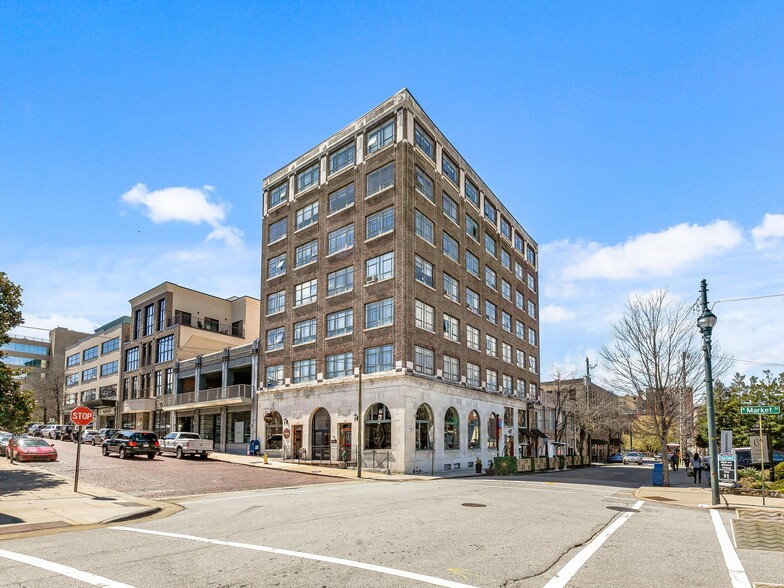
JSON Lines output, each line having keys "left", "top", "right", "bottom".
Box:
{"left": 176, "top": 447, "right": 183, "bottom": 459}
{"left": 119, "top": 447, "right": 127, "bottom": 459}
{"left": 147, "top": 453, "right": 155, "bottom": 460}
{"left": 102, "top": 445, "right": 109, "bottom": 456}
{"left": 199, "top": 453, "right": 208, "bottom": 460}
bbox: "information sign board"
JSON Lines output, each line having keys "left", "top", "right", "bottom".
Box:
{"left": 718, "top": 454, "right": 736, "bottom": 484}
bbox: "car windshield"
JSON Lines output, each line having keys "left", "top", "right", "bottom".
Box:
{"left": 19, "top": 439, "right": 51, "bottom": 447}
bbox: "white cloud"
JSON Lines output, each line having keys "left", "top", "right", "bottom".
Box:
{"left": 540, "top": 305, "right": 576, "bottom": 323}
{"left": 751, "top": 213, "right": 784, "bottom": 250}
{"left": 561, "top": 221, "right": 743, "bottom": 281}
{"left": 18, "top": 313, "right": 99, "bottom": 335}
{"left": 120, "top": 183, "right": 244, "bottom": 248}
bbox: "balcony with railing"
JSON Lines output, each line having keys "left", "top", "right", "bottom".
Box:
{"left": 167, "top": 313, "right": 245, "bottom": 338}
{"left": 159, "top": 384, "right": 253, "bottom": 411}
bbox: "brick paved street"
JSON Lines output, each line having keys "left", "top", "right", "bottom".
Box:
{"left": 27, "top": 439, "right": 345, "bottom": 499}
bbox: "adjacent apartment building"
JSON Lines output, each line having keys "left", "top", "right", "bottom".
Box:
{"left": 257, "top": 89, "right": 540, "bottom": 474}
{"left": 120, "top": 282, "right": 260, "bottom": 437}
{"left": 63, "top": 317, "right": 130, "bottom": 429}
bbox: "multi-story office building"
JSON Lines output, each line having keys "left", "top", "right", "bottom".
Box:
{"left": 63, "top": 317, "right": 130, "bottom": 429}
{"left": 120, "top": 282, "right": 260, "bottom": 436}
{"left": 4, "top": 327, "right": 91, "bottom": 423}
{"left": 258, "top": 89, "right": 540, "bottom": 474}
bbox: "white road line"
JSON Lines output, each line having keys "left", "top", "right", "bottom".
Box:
{"left": 0, "top": 549, "right": 136, "bottom": 588}
{"left": 542, "top": 500, "right": 644, "bottom": 588}
{"left": 112, "top": 526, "right": 476, "bottom": 588}
{"left": 710, "top": 510, "right": 752, "bottom": 588}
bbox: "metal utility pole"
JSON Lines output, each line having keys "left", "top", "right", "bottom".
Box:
{"left": 697, "top": 279, "right": 720, "bottom": 506}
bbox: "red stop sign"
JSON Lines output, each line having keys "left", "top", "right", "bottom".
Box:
{"left": 71, "top": 406, "right": 94, "bottom": 426}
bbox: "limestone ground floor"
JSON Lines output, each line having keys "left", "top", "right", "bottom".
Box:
{"left": 256, "top": 371, "right": 546, "bottom": 475}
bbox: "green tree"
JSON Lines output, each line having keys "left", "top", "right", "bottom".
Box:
{"left": 0, "top": 272, "right": 36, "bottom": 432}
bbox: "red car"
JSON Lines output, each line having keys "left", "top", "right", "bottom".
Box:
{"left": 7, "top": 437, "right": 58, "bottom": 462}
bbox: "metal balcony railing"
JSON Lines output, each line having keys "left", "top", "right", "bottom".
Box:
{"left": 167, "top": 314, "right": 245, "bottom": 338}
{"left": 158, "top": 384, "right": 253, "bottom": 408}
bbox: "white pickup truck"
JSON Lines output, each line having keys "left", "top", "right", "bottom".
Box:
{"left": 159, "top": 432, "right": 213, "bottom": 459}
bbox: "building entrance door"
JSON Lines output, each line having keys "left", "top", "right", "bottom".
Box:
{"left": 339, "top": 423, "right": 352, "bottom": 462}
{"left": 311, "top": 408, "right": 331, "bottom": 461}
{"left": 292, "top": 425, "right": 303, "bottom": 458}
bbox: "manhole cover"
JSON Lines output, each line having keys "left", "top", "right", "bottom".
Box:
{"left": 462, "top": 503, "right": 486, "bottom": 508}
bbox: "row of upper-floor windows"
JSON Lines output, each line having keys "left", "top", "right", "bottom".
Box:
{"left": 122, "top": 368, "right": 174, "bottom": 399}
{"left": 65, "top": 360, "right": 118, "bottom": 386}
{"left": 124, "top": 334, "right": 174, "bottom": 371}
{"left": 2, "top": 342, "right": 48, "bottom": 356}
{"left": 65, "top": 337, "right": 121, "bottom": 368}
{"left": 265, "top": 116, "right": 536, "bottom": 267}
{"left": 265, "top": 344, "right": 395, "bottom": 386}
{"left": 4, "top": 356, "right": 47, "bottom": 368}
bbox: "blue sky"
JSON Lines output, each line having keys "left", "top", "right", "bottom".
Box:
{"left": 2, "top": 2, "right": 782, "bottom": 384}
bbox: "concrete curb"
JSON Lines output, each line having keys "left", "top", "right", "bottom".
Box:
{"left": 100, "top": 506, "right": 163, "bottom": 525}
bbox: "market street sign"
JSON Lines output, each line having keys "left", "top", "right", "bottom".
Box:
{"left": 740, "top": 406, "right": 780, "bottom": 415}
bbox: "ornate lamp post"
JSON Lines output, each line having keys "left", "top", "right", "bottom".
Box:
{"left": 697, "top": 279, "right": 720, "bottom": 506}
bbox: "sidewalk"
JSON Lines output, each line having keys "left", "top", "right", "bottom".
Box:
{"left": 0, "top": 459, "right": 178, "bottom": 539}
{"left": 634, "top": 464, "right": 784, "bottom": 510}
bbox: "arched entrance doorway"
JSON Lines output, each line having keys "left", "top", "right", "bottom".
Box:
{"left": 311, "top": 408, "right": 331, "bottom": 461}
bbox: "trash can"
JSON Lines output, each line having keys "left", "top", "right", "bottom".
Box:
{"left": 652, "top": 462, "right": 663, "bottom": 486}
{"left": 248, "top": 440, "right": 260, "bottom": 456}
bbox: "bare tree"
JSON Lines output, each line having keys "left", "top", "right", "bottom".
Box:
{"left": 546, "top": 368, "right": 578, "bottom": 444}
{"left": 24, "top": 367, "right": 66, "bottom": 424}
{"left": 600, "top": 289, "right": 730, "bottom": 486}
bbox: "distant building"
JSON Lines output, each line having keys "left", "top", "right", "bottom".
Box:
{"left": 119, "top": 282, "right": 260, "bottom": 436}
{"left": 63, "top": 317, "right": 131, "bottom": 429}
{"left": 3, "top": 327, "right": 92, "bottom": 423}
{"left": 256, "top": 89, "right": 540, "bottom": 473}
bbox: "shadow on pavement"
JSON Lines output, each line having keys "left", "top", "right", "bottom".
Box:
{"left": 0, "top": 466, "right": 66, "bottom": 496}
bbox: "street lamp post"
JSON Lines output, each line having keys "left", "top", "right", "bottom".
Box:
{"left": 697, "top": 279, "right": 720, "bottom": 506}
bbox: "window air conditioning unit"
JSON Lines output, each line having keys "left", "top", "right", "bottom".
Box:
{"left": 366, "top": 275, "right": 378, "bottom": 284}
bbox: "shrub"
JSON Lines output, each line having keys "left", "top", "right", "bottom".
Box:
{"left": 493, "top": 456, "right": 518, "bottom": 475}
{"left": 774, "top": 461, "right": 784, "bottom": 480}
{"left": 738, "top": 467, "right": 762, "bottom": 482}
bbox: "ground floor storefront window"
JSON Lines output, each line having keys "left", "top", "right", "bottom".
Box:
{"left": 365, "top": 403, "right": 391, "bottom": 449}
{"left": 200, "top": 413, "right": 221, "bottom": 442}
{"left": 228, "top": 411, "right": 251, "bottom": 444}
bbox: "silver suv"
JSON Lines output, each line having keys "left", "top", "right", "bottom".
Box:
{"left": 41, "top": 424, "right": 67, "bottom": 439}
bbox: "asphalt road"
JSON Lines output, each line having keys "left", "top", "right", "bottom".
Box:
{"left": 25, "top": 438, "right": 345, "bottom": 498}
{"left": 2, "top": 462, "right": 782, "bottom": 587}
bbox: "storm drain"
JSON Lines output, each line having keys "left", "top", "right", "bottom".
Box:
{"left": 462, "top": 503, "right": 486, "bottom": 508}
{"left": 732, "top": 519, "right": 784, "bottom": 552}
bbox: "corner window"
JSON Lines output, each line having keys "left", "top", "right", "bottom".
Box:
{"left": 414, "top": 346, "right": 435, "bottom": 376}
{"left": 326, "top": 352, "right": 353, "bottom": 379}
{"left": 414, "top": 124, "right": 434, "bottom": 159}
{"left": 367, "top": 119, "right": 394, "bottom": 154}
{"left": 366, "top": 206, "right": 394, "bottom": 240}
{"left": 365, "top": 298, "right": 394, "bottom": 329}
{"left": 366, "top": 162, "right": 395, "bottom": 197}
{"left": 296, "top": 162, "right": 319, "bottom": 193}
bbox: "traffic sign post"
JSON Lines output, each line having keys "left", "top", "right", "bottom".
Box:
{"left": 70, "top": 406, "right": 94, "bottom": 493}
{"left": 741, "top": 405, "right": 780, "bottom": 506}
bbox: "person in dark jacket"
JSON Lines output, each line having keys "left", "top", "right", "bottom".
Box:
{"left": 691, "top": 451, "right": 703, "bottom": 484}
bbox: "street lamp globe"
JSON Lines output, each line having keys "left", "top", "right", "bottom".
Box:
{"left": 698, "top": 309, "right": 717, "bottom": 333}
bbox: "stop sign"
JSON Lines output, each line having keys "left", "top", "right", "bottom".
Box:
{"left": 71, "top": 406, "right": 94, "bottom": 426}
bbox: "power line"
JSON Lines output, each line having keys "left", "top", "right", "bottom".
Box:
{"left": 714, "top": 293, "right": 784, "bottom": 305}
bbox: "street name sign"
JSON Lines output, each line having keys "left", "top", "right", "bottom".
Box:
{"left": 740, "top": 406, "right": 780, "bottom": 415}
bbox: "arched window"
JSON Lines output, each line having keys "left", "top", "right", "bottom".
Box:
{"left": 415, "top": 404, "right": 433, "bottom": 450}
{"left": 467, "top": 410, "right": 481, "bottom": 450}
{"left": 444, "top": 407, "right": 460, "bottom": 450}
{"left": 488, "top": 413, "right": 499, "bottom": 449}
{"left": 365, "top": 403, "right": 391, "bottom": 449}
{"left": 265, "top": 411, "right": 283, "bottom": 449}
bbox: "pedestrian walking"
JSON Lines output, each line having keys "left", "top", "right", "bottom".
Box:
{"left": 691, "top": 451, "right": 703, "bottom": 484}
{"left": 683, "top": 451, "right": 691, "bottom": 469}
{"left": 670, "top": 451, "right": 679, "bottom": 472}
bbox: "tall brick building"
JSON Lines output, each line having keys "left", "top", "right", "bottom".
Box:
{"left": 258, "top": 89, "right": 540, "bottom": 474}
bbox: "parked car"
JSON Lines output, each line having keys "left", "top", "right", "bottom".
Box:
{"left": 97, "top": 428, "right": 119, "bottom": 444}
{"left": 75, "top": 429, "right": 101, "bottom": 445}
{"left": 102, "top": 430, "right": 159, "bottom": 459}
{"left": 734, "top": 447, "right": 784, "bottom": 470}
{"left": 7, "top": 437, "right": 58, "bottom": 462}
{"left": 27, "top": 424, "right": 44, "bottom": 436}
{"left": 159, "top": 432, "right": 213, "bottom": 459}
{"left": 57, "top": 425, "right": 75, "bottom": 441}
{"left": 623, "top": 451, "right": 644, "bottom": 465}
{"left": 608, "top": 452, "right": 624, "bottom": 463}
{"left": 40, "top": 424, "right": 67, "bottom": 439}
{"left": 0, "top": 432, "right": 12, "bottom": 456}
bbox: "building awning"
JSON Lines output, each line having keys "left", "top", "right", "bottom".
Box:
{"left": 517, "top": 428, "right": 536, "bottom": 438}
{"left": 530, "top": 428, "right": 548, "bottom": 438}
